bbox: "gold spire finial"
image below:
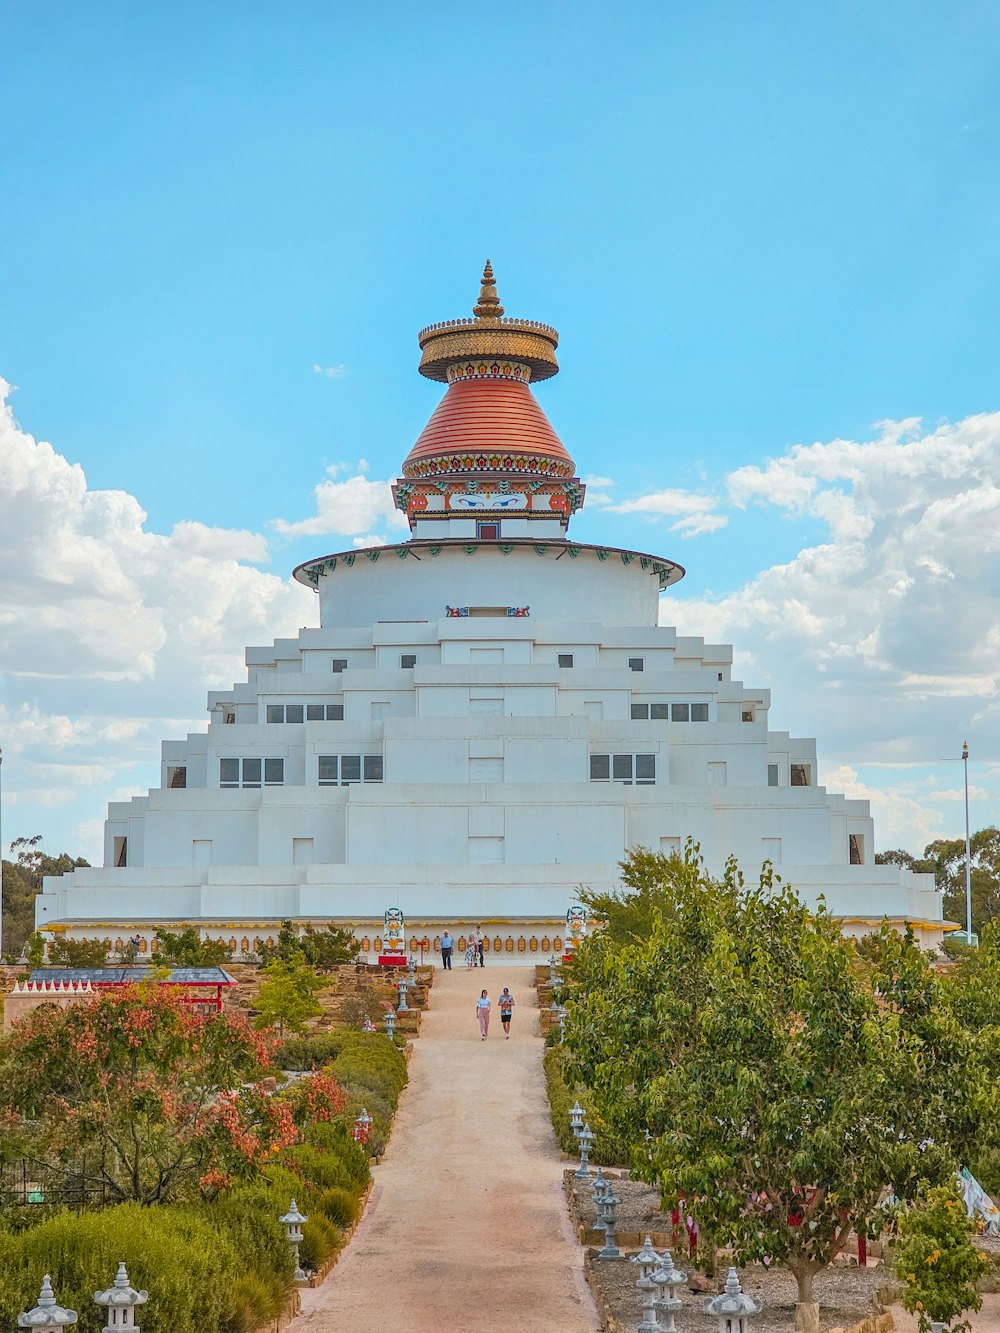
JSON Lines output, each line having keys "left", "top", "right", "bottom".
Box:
{"left": 473, "top": 259, "right": 504, "bottom": 319}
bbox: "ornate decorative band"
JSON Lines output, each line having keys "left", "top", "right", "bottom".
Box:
{"left": 402, "top": 452, "right": 576, "bottom": 479}
{"left": 446, "top": 360, "right": 532, "bottom": 384}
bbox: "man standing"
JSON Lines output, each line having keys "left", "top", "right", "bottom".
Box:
{"left": 476, "top": 924, "right": 485, "bottom": 968}
{"left": 440, "top": 929, "right": 453, "bottom": 970}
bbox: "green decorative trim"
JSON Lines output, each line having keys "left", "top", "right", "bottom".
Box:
{"left": 428, "top": 545, "right": 442, "bottom": 556}
{"left": 365, "top": 549, "right": 380, "bottom": 562}
{"left": 596, "top": 549, "right": 609, "bottom": 562}
{"left": 499, "top": 544, "right": 514, "bottom": 555}
{"left": 621, "top": 551, "right": 635, "bottom": 566}
{"left": 342, "top": 552, "right": 355, "bottom": 567}
{"left": 533, "top": 544, "right": 549, "bottom": 556}
{"left": 396, "top": 547, "right": 409, "bottom": 558}
{"left": 462, "top": 544, "right": 478, "bottom": 556}
{"left": 567, "top": 547, "right": 581, "bottom": 559}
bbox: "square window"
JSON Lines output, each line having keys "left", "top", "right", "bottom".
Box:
{"left": 326, "top": 704, "right": 345, "bottom": 721}
{"left": 306, "top": 704, "right": 326, "bottom": 721}
{"left": 167, "top": 765, "right": 187, "bottom": 789}
{"left": 767, "top": 763, "right": 779, "bottom": 787}
{"left": 264, "top": 758, "right": 284, "bottom": 786}
{"left": 242, "top": 758, "right": 262, "bottom": 788}
{"left": 612, "top": 753, "right": 633, "bottom": 782}
{"left": 341, "top": 755, "right": 362, "bottom": 785}
{"left": 630, "top": 703, "right": 649, "bottom": 720}
{"left": 628, "top": 657, "right": 644, "bottom": 672}
{"left": 791, "top": 763, "right": 811, "bottom": 787}
{"left": 691, "top": 703, "right": 709, "bottom": 722}
{"left": 266, "top": 704, "right": 284, "bottom": 724}
{"left": 285, "top": 704, "right": 304, "bottom": 724}
{"left": 742, "top": 708, "right": 755, "bottom": 723}
{"left": 589, "top": 754, "right": 610, "bottom": 782}
{"left": 558, "top": 653, "right": 574, "bottom": 668}
{"left": 364, "top": 754, "right": 384, "bottom": 783}
{"left": 635, "top": 754, "right": 656, "bottom": 784}
{"left": 477, "top": 521, "right": 499, "bottom": 540}
{"left": 401, "top": 654, "right": 417, "bottom": 669}
{"left": 318, "top": 755, "right": 338, "bottom": 785}
{"left": 332, "top": 659, "right": 347, "bottom": 673}
{"left": 650, "top": 703, "right": 670, "bottom": 720}
{"left": 220, "top": 758, "right": 239, "bottom": 787}
{"left": 671, "top": 703, "right": 690, "bottom": 722}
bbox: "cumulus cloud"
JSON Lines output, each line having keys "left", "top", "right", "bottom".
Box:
{"left": 666, "top": 413, "right": 1000, "bottom": 848}
{"left": 271, "top": 467, "right": 408, "bottom": 540}
{"left": 311, "top": 363, "right": 348, "bottom": 380}
{"left": 606, "top": 487, "right": 727, "bottom": 538}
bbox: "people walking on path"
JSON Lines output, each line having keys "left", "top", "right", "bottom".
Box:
{"left": 476, "top": 924, "right": 485, "bottom": 967}
{"left": 464, "top": 933, "right": 478, "bottom": 970}
{"left": 476, "top": 988, "right": 491, "bottom": 1039}
{"left": 440, "top": 930, "right": 453, "bottom": 970}
{"left": 498, "top": 987, "right": 514, "bottom": 1038}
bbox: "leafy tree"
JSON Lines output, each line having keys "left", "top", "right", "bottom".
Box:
{"left": 154, "top": 927, "right": 231, "bottom": 967}
{"left": 562, "top": 844, "right": 998, "bottom": 1310}
{"left": 894, "top": 1183, "right": 988, "bottom": 1333}
{"left": 0, "top": 984, "right": 293, "bottom": 1203}
{"left": 46, "top": 936, "right": 109, "bottom": 967}
{"left": 876, "top": 828, "right": 1000, "bottom": 936}
{"left": 1, "top": 835, "right": 89, "bottom": 960}
{"left": 260, "top": 919, "right": 358, "bottom": 971}
{"left": 254, "top": 959, "right": 325, "bottom": 1036}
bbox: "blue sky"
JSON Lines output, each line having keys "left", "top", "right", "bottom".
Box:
{"left": 2, "top": 2, "right": 999, "bottom": 861}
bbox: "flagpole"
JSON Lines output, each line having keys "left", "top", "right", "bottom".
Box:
{"left": 962, "top": 741, "right": 972, "bottom": 942}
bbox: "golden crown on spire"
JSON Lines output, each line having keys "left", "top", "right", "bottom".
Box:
{"left": 417, "top": 260, "right": 560, "bottom": 382}
{"left": 472, "top": 259, "right": 504, "bottom": 319}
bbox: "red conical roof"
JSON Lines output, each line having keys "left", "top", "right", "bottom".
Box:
{"left": 401, "top": 379, "right": 575, "bottom": 478}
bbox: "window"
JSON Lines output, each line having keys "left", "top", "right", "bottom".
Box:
{"left": 318, "top": 754, "right": 383, "bottom": 786}
{"left": 371, "top": 702, "right": 390, "bottom": 721}
{"left": 628, "top": 657, "right": 644, "bottom": 672}
{"left": 266, "top": 704, "right": 284, "bottom": 724}
{"left": 849, "top": 834, "right": 865, "bottom": 865}
{"left": 691, "top": 703, "right": 709, "bottom": 721}
{"left": 707, "top": 761, "right": 727, "bottom": 787}
{"left": 222, "top": 708, "right": 236, "bottom": 725}
{"left": 631, "top": 703, "right": 648, "bottom": 720}
{"left": 633, "top": 701, "right": 705, "bottom": 721}
{"left": 286, "top": 704, "right": 304, "bottom": 724}
{"left": 306, "top": 703, "right": 344, "bottom": 721}
{"left": 401, "top": 654, "right": 417, "bottom": 669}
{"left": 332, "top": 659, "right": 347, "bottom": 673}
{"left": 790, "top": 763, "right": 812, "bottom": 787}
{"left": 558, "top": 653, "right": 574, "bottom": 668}
{"left": 271, "top": 702, "right": 343, "bottom": 723}
{"left": 741, "top": 707, "right": 755, "bottom": 723}
{"left": 220, "top": 758, "right": 283, "bottom": 789}
{"left": 767, "top": 763, "right": 779, "bottom": 787}
{"left": 591, "top": 754, "right": 655, "bottom": 785}
{"left": 113, "top": 835, "right": 127, "bottom": 867}
{"left": 671, "top": 703, "right": 690, "bottom": 722}
{"left": 652, "top": 703, "right": 671, "bottom": 720}
{"left": 477, "top": 521, "right": 499, "bottom": 540}
{"left": 167, "top": 765, "right": 186, "bottom": 789}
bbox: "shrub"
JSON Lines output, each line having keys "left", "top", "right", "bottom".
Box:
{"left": 277, "top": 1033, "right": 344, "bottom": 1070}
{"left": 543, "top": 1044, "right": 627, "bottom": 1166}
{"left": 298, "top": 1212, "right": 341, "bottom": 1270}
{"left": 318, "top": 1186, "right": 360, "bottom": 1229}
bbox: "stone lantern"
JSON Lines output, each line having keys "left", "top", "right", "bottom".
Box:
{"left": 704, "top": 1268, "right": 762, "bottom": 1333}
{"left": 629, "top": 1237, "right": 663, "bottom": 1333}
{"left": 596, "top": 1178, "right": 623, "bottom": 1260}
{"left": 568, "top": 1100, "right": 585, "bottom": 1137}
{"left": 575, "top": 1121, "right": 595, "bottom": 1177}
{"left": 17, "top": 1276, "right": 78, "bottom": 1331}
{"left": 94, "top": 1262, "right": 148, "bottom": 1333}
{"left": 652, "top": 1249, "right": 687, "bottom": 1333}
{"left": 396, "top": 976, "right": 409, "bottom": 1013}
{"left": 385, "top": 1008, "right": 397, "bottom": 1039}
{"left": 280, "top": 1198, "right": 309, "bottom": 1281}
{"left": 406, "top": 956, "right": 416, "bottom": 984}
{"left": 548, "top": 954, "right": 559, "bottom": 985}
{"left": 352, "top": 1107, "right": 373, "bottom": 1145}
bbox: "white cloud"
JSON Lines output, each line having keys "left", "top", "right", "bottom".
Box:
{"left": 271, "top": 472, "right": 409, "bottom": 540}
{"left": 606, "top": 486, "right": 727, "bottom": 538}
{"left": 352, "top": 533, "right": 390, "bottom": 549}
{"left": 311, "top": 363, "right": 348, "bottom": 380}
{"left": 169, "top": 520, "right": 269, "bottom": 564}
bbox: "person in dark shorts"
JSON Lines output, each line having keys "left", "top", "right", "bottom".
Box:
{"left": 498, "top": 986, "right": 514, "bottom": 1038}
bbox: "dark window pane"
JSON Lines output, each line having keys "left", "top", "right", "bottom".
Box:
{"left": 242, "top": 758, "right": 261, "bottom": 787}
{"left": 630, "top": 703, "right": 648, "bottom": 720}
{"left": 327, "top": 704, "right": 345, "bottom": 721}
{"left": 635, "top": 754, "right": 656, "bottom": 784}
{"left": 364, "top": 754, "right": 384, "bottom": 782}
{"left": 650, "top": 703, "right": 670, "bottom": 720}
{"left": 613, "top": 754, "right": 633, "bottom": 782}
{"left": 558, "top": 653, "right": 574, "bottom": 668}
{"left": 671, "top": 703, "right": 690, "bottom": 722}
{"left": 691, "top": 703, "right": 709, "bottom": 721}
{"left": 628, "top": 657, "right": 644, "bottom": 672}
{"left": 266, "top": 705, "right": 284, "bottom": 724}
{"left": 401, "top": 654, "right": 416, "bottom": 669}
{"left": 318, "top": 755, "right": 338, "bottom": 785}
{"left": 220, "top": 758, "right": 239, "bottom": 786}
{"left": 767, "top": 763, "right": 779, "bottom": 787}
{"left": 306, "top": 704, "right": 325, "bottom": 721}
{"left": 332, "top": 659, "right": 347, "bottom": 673}
{"left": 791, "top": 764, "right": 810, "bottom": 786}
{"left": 264, "top": 758, "right": 284, "bottom": 785}
{"left": 341, "top": 755, "right": 362, "bottom": 784}
{"left": 589, "top": 754, "right": 610, "bottom": 781}
{"left": 284, "top": 705, "right": 303, "bottom": 724}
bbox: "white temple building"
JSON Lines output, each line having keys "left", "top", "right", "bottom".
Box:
{"left": 37, "top": 265, "right": 944, "bottom": 956}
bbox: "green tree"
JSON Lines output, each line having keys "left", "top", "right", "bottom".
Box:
{"left": 254, "top": 959, "right": 325, "bottom": 1036}
{"left": 153, "top": 927, "right": 231, "bottom": 966}
{"left": 894, "top": 1183, "right": 988, "bottom": 1333}
{"left": 876, "top": 828, "right": 1000, "bottom": 936}
{"left": 260, "top": 920, "right": 358, "bottom": 971}
{"left": 47, "top": 936, "right": 109, "bottom": 967}
{"left": 1, "top": 835, "right": 89, "bottom": 960}
{"left": 563, "top": 845, "right": 997, "bottom": 1311}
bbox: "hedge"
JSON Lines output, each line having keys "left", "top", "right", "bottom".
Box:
{"left": 543, "top": 1044, "right": 629, "bottom": 1167}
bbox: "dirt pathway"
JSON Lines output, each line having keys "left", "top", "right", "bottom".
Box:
{"left": 294, "top": 961, "right": 598, "bottom": 1333}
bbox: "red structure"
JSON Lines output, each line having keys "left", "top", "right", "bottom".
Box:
{"left": 28, "top": 967, "right": 237, "bottom": 1014}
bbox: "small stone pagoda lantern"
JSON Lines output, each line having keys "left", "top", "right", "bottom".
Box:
{"left": 629, "top": 1237, "right": 663, "bottom": 1333}
{"left": 568, "top": 1100, "right": 585, "bottom": 1136}
{"left": 652, "top": 1249, "right": 687, "bottom": 1333}
{"left": 94, "top": 1262, "right": 148, "bottom": 1333}
{"left": 704, "top": 1267, "right": 762, "bottom": 1333}
{"left": 17, "top": 1276, "right": 78, "bottom": 1331}
{"left": 280, "top": 1198, "right": 309, "bottom": 1281}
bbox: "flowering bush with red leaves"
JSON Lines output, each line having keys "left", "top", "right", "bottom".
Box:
{"left": 0, "top": 983, "right": 302, "bottom": 1204}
